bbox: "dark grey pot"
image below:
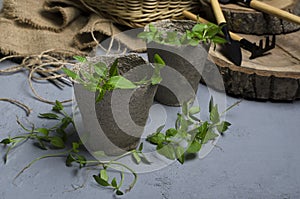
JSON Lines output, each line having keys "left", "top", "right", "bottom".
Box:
{"left": 146, "top": 20, "right": 210, "bottom": 106}
{"left": 74, "top": 54, "right": 157, "bottom": 156}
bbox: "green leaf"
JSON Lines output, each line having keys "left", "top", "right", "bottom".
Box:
{"left": 94, "top": 62, "right": 107, "bottom": 77}
{"left": 111, "top": 178, "right": 118, "bottom": 188}
{"left": 209, "top": 97, "right": 214, "bottom": 113}
{"left": 39, "top": 113, "right": 59, "bottom": 120}
{"left": 179, "top": 116, "right": 189, "bottom": 132}
{"left": 146, "top": 132, "right": 165, "bottom": 145}
{"left": 153, "top": 54, "right": 166, "bottom": 66}
{"left": 80, "top": 70, "right": 94, "bottom": 81}
{"left": 210, "top": 105, "right": 220, "bottom": 124}
{"left": 75, "top": 154, "right": 87, "bottom": 168}
{"left": 206, "top": 25, "right": 222, "bottom": 39}
{"left": 95, "top": 88, "right": 106, "bottom": 103}
{"left": 166, "top": 128, "right": 177, "bottom": 138}
{"left": 189, "top": 39, "right": 200, "bottom": 46}
{"left": 211, "top": 36, "right": 227, "bottom": 44}
{"left": 100, "top": 169, "right": 109, "bottom": 182}
{"left": 36, "top": 139, "right": 47, "bottom": 150}
{"left": 175, "top": 114, "right": 181, "bottom": 130}
{"left": 60, "top": 117, "right": 73, "bottom": 130}
{"left": 156, "top": 125, "right": 165, "bottom": 133}
{"left": 72, "top": 142, "right": 80, "bottom": 153}
{"left": 132, "top": 151, "right": 142, "bottom": 164}
{"left": 217, "top": 121, "right": 231, "bottom": 134}
{"left": 192, "top": 23, "right": 206, "bottom": 33}
{"left": 138, "top": 143, "right": 144, "bottom": 152}
{"left": 109, "top": 59, "right": 119, "bottom": 77}
{"left": 66, "top": 154, "right": 76, "bottom": 167}
{"left": 116, "top": 190, "right": 124, "bottom": 196}
{"left": 202, "top": 130, "right": 219, "bottom": 144}
{"left": 151, "top": 75, "right": 162, "bottom": 85}
{"left": 197, "top": 122, "right": 209, "bottom": 138}
{"left": 61, "top": 67, "right": 79, "bottom": 80}
{"left": 189, "top": 115, "right": 201, "bottom": 122}
{"left": 151, "top": 54, "right": 165, "bottom": 85}
{"left": 189, "top": 106, "right": 201, "bottom": 115}
{"left": 52, "top": 100, "right": 63, "bottom": 112}
{"left": 56, "top": 128, "right": 67, "bottom": 142}
{"left": 83, "top": 82, "right": 98, "bottom": 92}
{"left": 36, "top": 128, "right": 49, "bottom": 136}
{"left": 166, "top": 32, "right": 179, "bottom": 44}
{"left": 66, "top": 154, "right": 75, "bottom": 167}
{"left": 0, "top": 138, "right": 13, "bottom": 145}
{"left": 182, "top": 101, "right": 188, "bottom": 116}
{"left": 175, "top": 146, "right": 185, "bottom": 164}
{"left": 149, "top": 23, "right": 157, "bottom": 33}
{"left": 73, "top": 56, "right": 87, "bottom": 63}
{"left": 50, "top": 136, "right": 65, "bottom": 148}
{"left": 93, "top": 151, "right": 106, "bottom": 158}
{"left": 186, "top": 141, "right": 202, "bottom": 153}
{"left": 157, "top": 144, "right": 176, "bottom": 160}
{"left": 108, "top": 76, "right": 137, "bottom": 89}
{"left": 93, "top": 175, "right": 110, "bottom": 187}
{"left": 137, "top": 31, "right": 150, "bottom": 39}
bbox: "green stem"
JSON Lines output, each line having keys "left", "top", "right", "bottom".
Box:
{"left": 85, "top": 150, "right": 136, "bottom": 166}
{"left": 118, "top": 170, "right": 125, "bottom": 190}
{"left": 14, "top": 150, "right": 72, "bottom": 181}
{"left": 221, "top": 100, "right": 242, "bottom": 116}
{"left": 4, "top": 136, "right": 34, "bottom": 163}
{"left": 109, "top": 161, "right": 138, "bottom": 193}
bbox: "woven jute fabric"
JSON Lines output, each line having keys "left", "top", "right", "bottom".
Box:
{"left": 0, "top": 0, "right": 144, "bottom": 58}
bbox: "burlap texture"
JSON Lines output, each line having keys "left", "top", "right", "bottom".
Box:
{"left": 0, "top": 0, "right": 144, "bottom": 58}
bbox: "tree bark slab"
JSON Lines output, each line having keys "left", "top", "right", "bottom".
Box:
{"left": 204, "top": 30, "right": 300, "bottom": 101}
{"left": 199, "top": 0, "right": 300, "bottom": 34}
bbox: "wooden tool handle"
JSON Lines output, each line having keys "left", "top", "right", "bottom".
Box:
{"left": 182, "top": 10, "right": 243, "bottom": 41}
{"left": 211, "top": 0, "right": 227, "bottom": 24}
{"left": 182, "top": 10, "right": 209, "bottom": 23}
{"left": 250, "top": 0, "right": 300, "bottom": 25}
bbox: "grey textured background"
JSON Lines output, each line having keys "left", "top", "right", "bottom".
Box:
{"left": 1, "top": 1, "right": 300, "bottom": 198}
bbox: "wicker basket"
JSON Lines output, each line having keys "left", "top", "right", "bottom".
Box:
{"left": 81, "top": 0, "right": 201, "bottom": 28}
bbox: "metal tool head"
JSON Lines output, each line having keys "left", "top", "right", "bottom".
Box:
{"left": 218, "top": 0, "right": 231, "bottom": 3}
{"left": 240, "top": 35, "right": 276, "bottom": 59}
{"left": 220, "top": 39, "right": 242, "bottom": 66}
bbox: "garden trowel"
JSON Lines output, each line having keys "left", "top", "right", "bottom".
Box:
{"left": 210, "top": 0, "right": 242, "bottom": 66}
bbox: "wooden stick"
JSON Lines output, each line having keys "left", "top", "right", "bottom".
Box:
{"left": 211, "top": 0, "right": 227, "bottom": 24}
{"left": 250, "top": 0, "right": 300, "bottom": 25}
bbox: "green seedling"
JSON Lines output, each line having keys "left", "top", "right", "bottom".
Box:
{"left": 138, "top": 23, "right": 227, "bottom": 48}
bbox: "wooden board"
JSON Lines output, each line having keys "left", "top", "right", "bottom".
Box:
{"left": 203, "top": 30, "right": 300, "bottom": 101}
{"left": 199, "top": 0, "right": 300, "bottom": 34}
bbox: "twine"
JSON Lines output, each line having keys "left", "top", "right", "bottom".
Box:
{"left": 0, "top": 98, "right": 32, "bottom": 116}
{"left": 0, "top": 50, "right": 76, "bottom": 105}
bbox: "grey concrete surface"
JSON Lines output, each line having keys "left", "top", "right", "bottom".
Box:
{"left": 1, "top": 1, "right": 300, "bottom": 198}
{"left": 1, "top": 58, "right": 300, "bottom": 199}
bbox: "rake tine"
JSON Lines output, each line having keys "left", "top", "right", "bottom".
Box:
{"left": 249, "top": 34, "right": 276, "bottom": 59}
{"left": 270, "top": 35, "right": 276, "bottom": 49}
{"left": 265, "top": 36, "right": 270, "bottom": 48}
{"left": 36, "top": 71, "right": 64, "bottom": 90}
{"left": 52, "top": 71, "right": 73, "bottom": 86}
{"left": 259, "top": 39, "right": 263, "bottom": 49}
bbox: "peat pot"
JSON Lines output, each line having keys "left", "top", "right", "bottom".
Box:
{"left": 74, "top": 54, "right": 157, "bottom": 156}
{"left": 146, "top": 20, "right": 210, "bottom": 106}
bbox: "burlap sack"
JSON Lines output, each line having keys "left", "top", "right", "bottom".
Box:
{"left": 0, "top": 0, "right": 145, "bottom": 58}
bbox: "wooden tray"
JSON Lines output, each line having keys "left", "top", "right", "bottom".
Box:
{"left": 199, "top": 0, "right": 300, "bottom": 34}
{"left": 204, "top": 30, "right": 300, "bottom": 101}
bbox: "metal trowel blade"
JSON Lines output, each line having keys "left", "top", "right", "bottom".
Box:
{"left": 220, "top": 40, "right": 242, "bottom": 66}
